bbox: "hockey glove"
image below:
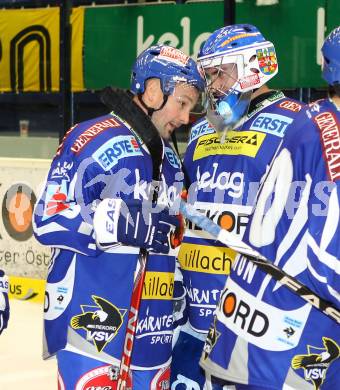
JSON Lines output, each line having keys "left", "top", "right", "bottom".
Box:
{"left": 94, "top": 198, "right": 180, "bottom": 254}
{"left": 170, "top": 213, "right": 185, "bottom": 249}
{"left": 0, "top": 270, "right": 9, "bottom": 335}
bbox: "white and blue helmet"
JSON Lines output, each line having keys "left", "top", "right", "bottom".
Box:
{"left": 322, "top": 26, "right": 340, "bottom": 88}
{"left": 197, "top": 24, "right": 278, "bottom": 136}
{"left": 130, "top": 45, "right": 205, "bottom": 95}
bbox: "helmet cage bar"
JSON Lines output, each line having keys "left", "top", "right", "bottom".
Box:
{"left": 200, "top": 55, "right": 242, "bottom": 98}
{"left": 205, "top": 65, "right": 239, "bottom": 98}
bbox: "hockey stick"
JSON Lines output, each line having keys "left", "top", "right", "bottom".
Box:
{"left": 179, "top": 201, "right": 340, "bottom": 324}
{"left": 100, "top": 87, "right": 163, "bottom": 389}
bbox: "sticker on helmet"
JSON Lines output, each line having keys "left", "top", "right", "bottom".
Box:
{"left": 159, "top": 46, "right": 189, "bottom": 66}
{"left": 257, "top": 47, "right": 278, "bottom": 75}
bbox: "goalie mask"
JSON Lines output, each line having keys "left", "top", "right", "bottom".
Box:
{"left": 198, "top": 24, "right": 278, "bottom": 140}
{"left": 322, "top": 26, "right": 340, "bottom": 95}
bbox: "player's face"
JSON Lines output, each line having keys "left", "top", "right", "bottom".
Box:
{"left": 151, "top": 83, "right": 200, "bottom": 140}
{"left": 204, "top": 63, "right": 238, "bottom": 96}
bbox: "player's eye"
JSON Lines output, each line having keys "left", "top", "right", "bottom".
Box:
{"left": 175, "top": 96, "right": 189, "bottom": 109}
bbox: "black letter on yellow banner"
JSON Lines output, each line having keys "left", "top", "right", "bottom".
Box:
{"left": 10, "top": 25, "right": 51, "bottom": 92}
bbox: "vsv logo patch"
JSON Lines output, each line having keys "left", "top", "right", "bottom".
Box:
{"left": 291, "top": 337, "right": 340, "bottom": 389}
{"left": 71, "top": 295, "right": 126, "bottom": 352}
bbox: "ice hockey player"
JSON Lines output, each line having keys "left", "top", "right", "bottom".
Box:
{"left": 171, "top": 24, "right": 305, "bottom": 389}
{"left": 200, "top": 26, "right": 340, "bottom": 390}
{"left": 33, "top": 44, "right": 204, "bottom": 389}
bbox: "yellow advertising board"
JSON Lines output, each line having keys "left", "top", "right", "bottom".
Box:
{"left": 0, "top": 7, "right": 84, "bottom": 92}
{"left": 9, "top": 275, "right": 46, "bottom": 303}
{"left": 0, "top": 8, "right": 59, "bottom": 92}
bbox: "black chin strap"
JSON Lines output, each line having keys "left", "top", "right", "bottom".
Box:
{"left": 137, "top": 93, "right": 169, "bottom": 117}
{"left": 99, "top": 87, "right": 163, "bottom": 185}
{"left": 171, "top": 129, "right": 193, "bottom": 190}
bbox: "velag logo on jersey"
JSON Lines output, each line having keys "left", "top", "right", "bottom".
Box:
{"left": 193, "top": 131, "right": 266, "bottom": 160}
{"left": 291, "top": 337, "right": 340, "bottom": 390}
{"left": 92, "top": 135, "right": 143, "bottom": 171}
{"left": 250, "top": 113, "right": 293, "bottom": 137}
{"left": 70, "top": 295, "right": 126, "bottom": 352}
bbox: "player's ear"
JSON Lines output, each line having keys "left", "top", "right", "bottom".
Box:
{"left": 143, "top": 78, "right": 163, "bottom": 107}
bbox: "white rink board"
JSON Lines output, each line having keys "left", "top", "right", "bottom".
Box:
{"left": 0, "top": 300, "right": 56, "bottom": 389}
{"left": 0, "top": 157, "right": 51, "bottom": 279}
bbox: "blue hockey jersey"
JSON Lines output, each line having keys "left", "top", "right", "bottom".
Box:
{"left": 33, "top": 112, "right": 183, "bottom": 370}
{"left": 179, "top": 91, "right": 304, "bottom": 333}
{"left": 200, "top": 98, "right": 340, "bottom": 389}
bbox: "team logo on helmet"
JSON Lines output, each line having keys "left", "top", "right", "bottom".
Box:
{"left": 71, "top": 295, "right": 126, "bottom": 352}
{"left": 257, "top": 46, "right": 278, "bottom": 75}
{"left": 291, "top": 337, "right": 340, "bottom": 389}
